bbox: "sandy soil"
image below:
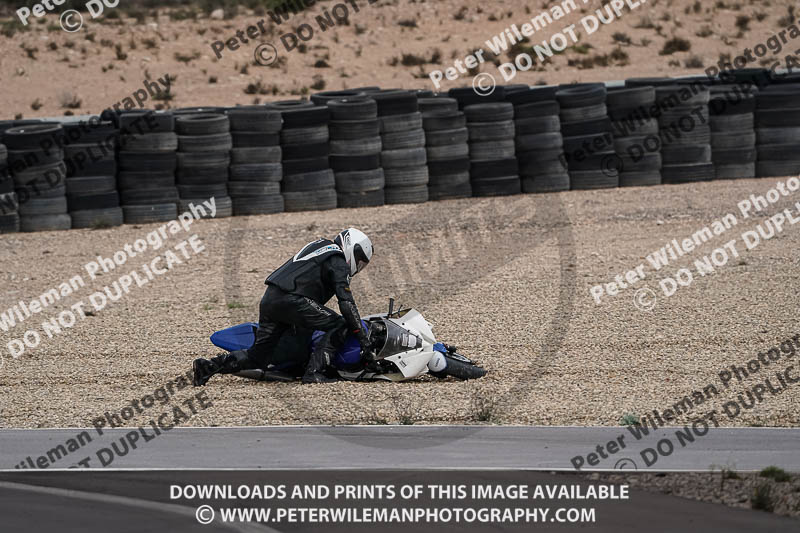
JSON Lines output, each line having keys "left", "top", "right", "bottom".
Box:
{"left": 0, "top": 0, "right": 797, "bottom": 117}
{"left": 1, "top": 176, "right": 799, "bottom": 428}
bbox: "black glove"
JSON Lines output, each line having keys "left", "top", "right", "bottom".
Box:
{"left": 357, "top": 326, "right": 371, "bottom": 347}
{"left": 358, "top": 327, "right": 376, "bottom": 361}
{"left": 340, "top": 299, "right": 368, "bottom": 340}
{"left": 359, "top": 348, "right": 375, "bottom": 362}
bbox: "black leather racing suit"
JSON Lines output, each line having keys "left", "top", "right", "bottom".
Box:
{"left": 235, "top": 239, "right": 369, "bottom": 373}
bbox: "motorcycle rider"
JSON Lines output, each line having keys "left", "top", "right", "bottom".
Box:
{"left": 192, "top": 228, "right": 374, "bottom": 386}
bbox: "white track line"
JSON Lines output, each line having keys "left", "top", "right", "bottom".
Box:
{"left": 0, "top": 480, "right": 277, "bottom": 533}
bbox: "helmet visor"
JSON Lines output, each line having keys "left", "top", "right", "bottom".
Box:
{"left": 356, "top": 259, "right": 369, "bottom": 273}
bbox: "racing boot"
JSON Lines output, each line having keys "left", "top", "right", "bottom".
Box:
{"left": 193, "top": 351, "right": 246, "bottom": 386}
{"left": 302, "top": 337, "right": 337, "bottom": 384}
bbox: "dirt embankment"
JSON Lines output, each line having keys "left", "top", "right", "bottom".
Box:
{"left": 0, "top": 0, "right": 797, "bottom": 118}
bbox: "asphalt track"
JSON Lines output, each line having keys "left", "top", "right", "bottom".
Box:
{"left": 1, "top": 426, "right": 799, "bottom": 532}
{"left": 1, "top": 426, "right": 799, "bottom": 471}
{"left": 0, "top": 480, "right": 274, "bottom": 533}
{"left": 0, "top": 470, "right": 796, "bottom": 533}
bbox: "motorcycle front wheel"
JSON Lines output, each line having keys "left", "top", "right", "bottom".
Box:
{"left": 432, "top": 354, "right": 487, "bottom": 380}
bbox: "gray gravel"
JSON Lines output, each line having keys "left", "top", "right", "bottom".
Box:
{"left": 0, "top": 178, "right": 799, "bottom": 429}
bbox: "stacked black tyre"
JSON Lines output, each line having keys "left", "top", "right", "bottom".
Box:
{"left": 4, "top": 124, "right": 71, "bottom": 231}
{"left": 448, "top": 86, "right": 507, "bottom": 109}
{"left": 709, "top": 85, "right": 757, "bottom": 179}
{"left": 310, "top": 90, "right": 366, "bottom": 106}
{"left": 607, "top": 86, "right": 662, "bottom": 187}
{"left": 508, "top": 87, "right": 569, "bottom": 193}
{"left": 0, "top": 141, "right": 18, "bottom": 233}
{"left": 270, "top": 100, "right": 335, "bottom": 212}
{"left": 226, "top": 106, "right": 283, "bottom": 216}
{"left": 117, "top": 111, "right": 179, "bottom": 224}
{"left": 655, "top": 85, "right": 714, "bottom": 184}
{"left": 374, "top": 91, "right": 428, "bottom": 204}
{"left": 62, "top": 120, "right": 123, "bottom": 228}
{"left": 174, "top": 107, "right": 226, "bottom": 116}
{"left": 755, "top": 83, "right": 800, "bottom": 178}
{"left": 175, "top": 113, "right": 233, "bottom": 218}
{"left": 557, "top": 84, "right": 618, "bottom": 190}
{"left": 419, "top": 97, "right": 471, "bottom": 200}
{"left": 326, "top": 96, "right": 385, "bottom": 208}
{"left": 465, "top": 102, "right": 520, "bottom": 197}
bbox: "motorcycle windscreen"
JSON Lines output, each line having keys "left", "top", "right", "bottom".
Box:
{"left": 210, "top": 322, "right": 258, "bottom": 351}
{"left": 374, "top": 319, "right": 422, "bottom": 360}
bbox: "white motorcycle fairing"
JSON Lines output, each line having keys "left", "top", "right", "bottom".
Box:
{"left": 335, "top": 308, "right": 439, "bottom": 382}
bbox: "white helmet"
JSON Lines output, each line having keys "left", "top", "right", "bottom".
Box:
{"left": 334, "top": 228, "right": 373, "bottom": 276}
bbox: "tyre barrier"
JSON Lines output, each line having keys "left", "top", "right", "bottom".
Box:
{"left": 310, "top": 89, "right": 366, "bottom": 106}
{"left": 325, "top": 96, "right": 385, "bottom": 208}
{"left": 5, "top": 123, "right": 71, "bottom": 231}
{"left": 755, "top": 83, "right": 800, "bottom": 178}
{"left": 118, "top": 110, "right": 178, "bottom": 224}
{"left": 711, "top": 84, "right": 756, "bottom": 180}
{"left": 0, "top": 142, "right": 19, "bottom": 233}
{"left": 465, "top": 102, "right": 520, "bottom": 197}
{"left": 420, "top": 97, "right": 471, "bottom": 201}
{"left": 558, "top": 83, "right": 618, "bottom": 190}
{"left": 173, "top": 106, "right": 227, "bottom": 116}
{"left": 175, "top": 113, "right": 232, "bottom": 216}
{"left": 63, "top": 120, "right": 123, "bottom": 228}
{"left": 4, "top": 68, "right": 800, "bottom": 235}
{"left": 448, "top": 85, "right": 507, "bottom": 110}
{"left": 509, "top": 87, "right": 569, "bottom": 193}
{"left": 608, "top": 86, "right": 661, "bottom": 187}
{"left": 227, "top": 105, "right": 283, "bottom": 216}
{"left": 654, "top": 84, "right": 714, "bottom": 184}
{"left": 270, "top": 100, "right": 334, "bottom": 212}
{"left": 375, "top": 90, "right": 428, "bottom": 204}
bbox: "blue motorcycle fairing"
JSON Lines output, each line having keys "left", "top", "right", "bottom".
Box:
{"left": 310, "top": 323, "right": 366, "bottom": 367}
{"left": 210, "top": 320, "right": 369, "bottom": 368}
{"left": 210, "top": 322, "right": 258, "bottom": 352}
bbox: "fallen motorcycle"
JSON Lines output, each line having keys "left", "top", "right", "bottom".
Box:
{"left": 210, "top": 299, "right": 487, "bottom": 382}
